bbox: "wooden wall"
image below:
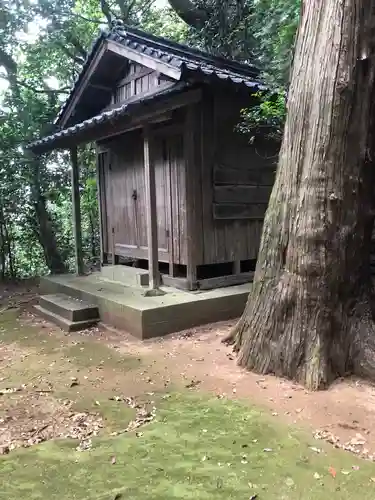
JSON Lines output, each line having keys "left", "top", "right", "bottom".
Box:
{"left": 97, "top": 87, "right": 278, "bottom": 274}
{"left": 192, "top": 88, "right": 278, "bottom": 266}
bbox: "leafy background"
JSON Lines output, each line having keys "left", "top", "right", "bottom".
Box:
{"left": 0, "top": 0, "right": 299, "bottom": 278}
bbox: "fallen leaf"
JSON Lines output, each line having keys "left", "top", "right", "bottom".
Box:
{"left": 349, "top": 433, "right": 366, "bottom": 446}
{"left": 309, "top": 446, "right": 322, "bottom": 454}
{"left": 370, "top": 477, "right": 375, "bottom": 483}
{"left": 76, "top": 438, "right": 92, "bottom": 452}
{"left": 109, "top": 396, "right": 123, "bottom": 402}
{"left": 0, "top": 386, "right": 22, "bottom": 395}
{"left": 111, "top": 456, "right": 116, "bottom": 464}
{"left": 185, "top": 380, "right": 201, "bottom": 389}
{"left": 329, "top": 466, "right": 337, "bottom": 478}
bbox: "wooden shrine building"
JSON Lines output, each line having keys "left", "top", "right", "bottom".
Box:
{"left": 29, "top": 20, "right": 277, "bottom": 292}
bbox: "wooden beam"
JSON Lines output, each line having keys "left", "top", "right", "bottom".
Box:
{"left": 143, "top": 126, "right": 161, "bottom": 291}
{"left": 214, "top": 185, "right": 272, "bottom": 204}
{"left": 70, "top": 147, "right": 84, "bottom": 276}
{"left": 115, "top": 243, "right": 169, "bottom": 262}
{"left": 197, "top": 271, "right": 254, "bottom": 290}
{"left": 213, "top": 203, "right": 268, "bottom": 220}
{"left": 102, "top": 82, "right": 174, "bottom": 112}
{"left": 59, "top": 43, "right": 107, "bottom": 129}
{"left": 116, "top": 66, "right": 154, "bottom": 87}
{"left": 106, "top": 40, "right": 181, "bottom": 81}
{"left": 214, "top": 166, "right": 276, "bottom": 186}
{"left": 88, "top": 83, "right": 112, "bottom": 92}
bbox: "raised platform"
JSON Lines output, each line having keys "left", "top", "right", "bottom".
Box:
{"left": 39, "top": 271, "right": 251, "bottom": 339}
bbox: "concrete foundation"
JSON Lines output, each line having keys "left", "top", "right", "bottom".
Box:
{"left": 39, "top": 271, "right": 251, "bottom": 339}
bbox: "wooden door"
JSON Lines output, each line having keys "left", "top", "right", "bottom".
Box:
{"left": 102, "top": 129, "right": 185, "bottom": 265}
{"left": 157, "top": 131, "right": 186, "bottom": 266}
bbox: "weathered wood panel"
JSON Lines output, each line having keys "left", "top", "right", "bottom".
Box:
{"left": 169, "top": 132, "right": 187, "bottom": 264}
{"left": 213, "top": 203, "right": 268, "bottom": 220}
{"left": 214, "top": 165, "right": 276, "bottom": 186}
{"left": 112, "top": 62, "right": 173, "bottom": 105}
{"left": 196, "top": 87, "right": 278, "bottom": 265}
{"left": 214, "top": 186, "right": 272, "bottom": 204}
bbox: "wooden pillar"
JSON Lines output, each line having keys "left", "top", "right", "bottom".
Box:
{"left": 96, "top": 149, "right": 104, "bottom": 267}
{"left": 185, "top": 105, "right": 197, "bottom": 289}
{"left": 70, "top": 147, "right": 84, "bottom": 276}
{"left": 143, "top": 126, "right": 161, "bottom": 292}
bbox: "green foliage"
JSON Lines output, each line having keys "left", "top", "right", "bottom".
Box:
{"left": 237, "top": 90, "right": 286, "bottom": 142}
{"left": 0, "top": 0, "right": 187, "bottom": 279}
{"left": 186, "top": 0, "right": 299, "bottom": 139}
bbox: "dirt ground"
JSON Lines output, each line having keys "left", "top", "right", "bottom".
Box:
{"left": 2, "top": 281, "right": 375, "bottom": 461}
{"left": 99, "top": 321, "right": 375, "bottom": 460}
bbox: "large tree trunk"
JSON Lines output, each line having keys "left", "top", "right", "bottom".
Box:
{"left": 30, "top": 156, "right": 67, "bottom": 275}
{"left": 227, "top": 0, "right": 375, "bottom": 389}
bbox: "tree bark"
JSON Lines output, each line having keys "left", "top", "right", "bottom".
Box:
{"left": 227, "top": 0, "right": 375, "bottom": 389}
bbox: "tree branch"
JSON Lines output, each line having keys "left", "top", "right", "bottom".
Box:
{"left": 100, "top": 0, "right": 115, "bottom": 24}
{"left": 70, "top": 12, "right": 103, "bottom": 24}
{"left": 54, "top": 41, "right": 85, "bottom": 65}
{"left": 167, "top": 0, "right": 208, "bottom": 29}
{"left": 18, "top": 80, "right": 70, "bottom": 94}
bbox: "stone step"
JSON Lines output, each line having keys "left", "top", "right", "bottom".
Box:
{"left": 39, "top": 294, "right": 99, "bottom": 322}
{"left": 100, "top": 265, "right": 149, "bottom": 287}
{"left": 34, "top": 305, "right": 99, "bottom": 332}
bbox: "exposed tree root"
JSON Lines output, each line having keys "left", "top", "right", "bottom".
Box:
{"left": 226, "top": 271, "right": 375, "bottom": 390}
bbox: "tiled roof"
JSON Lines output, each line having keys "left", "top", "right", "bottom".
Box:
{"left": 54, "top": 20, "right": 264, "bottom": 127}
{"left": 29, "top": 21, "right": 264, "bottom": 153}
{"left": 28, "top": 83, "right": 188, "bottom": 152}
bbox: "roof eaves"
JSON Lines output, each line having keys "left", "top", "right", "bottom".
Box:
{"left": 54, "top": 29, "right": 109, "bottom": 127}
{"left": 27, "top": 82, "right": 188, "bottom": 153}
